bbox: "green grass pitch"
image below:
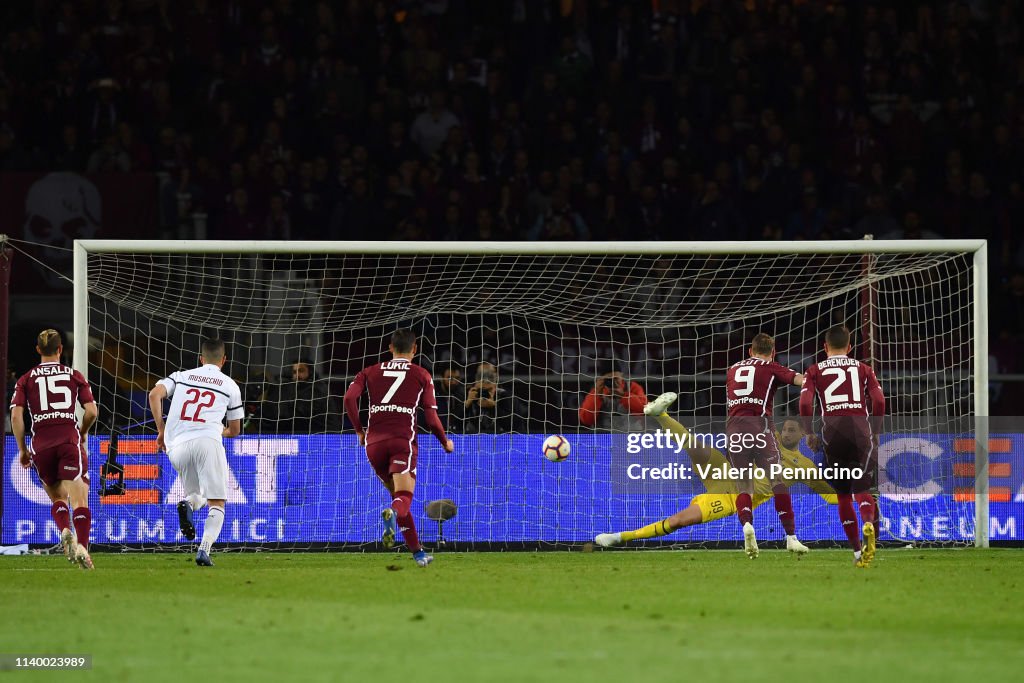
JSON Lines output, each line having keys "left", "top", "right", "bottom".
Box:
{"left": 2, "top": 549, "right": 1022, "bottom": 682}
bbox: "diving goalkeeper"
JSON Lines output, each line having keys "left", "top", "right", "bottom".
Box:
{"left": 595, "top": 392, "right": 837, "bottom": 552}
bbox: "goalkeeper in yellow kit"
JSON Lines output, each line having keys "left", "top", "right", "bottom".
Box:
{"left": 595, "top": 392, "right": 837, "bottom": 552}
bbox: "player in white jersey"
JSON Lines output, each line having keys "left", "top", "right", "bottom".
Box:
{"left": 148, "top": 339, "right": 243, "bottom": 566}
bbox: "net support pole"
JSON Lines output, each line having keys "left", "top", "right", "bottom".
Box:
{"left": 973, "top": 241, "right": 989, "bottom": 548}
{"left": 0, "top": 239, "right": 12, "bottom": 525}
{"left": 859, "top": 247, "right": 877, "bottom": 365}
{"left": 73, "top": 241, "right": 89, "bottom": 384}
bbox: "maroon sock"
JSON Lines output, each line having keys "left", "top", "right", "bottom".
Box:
{"left": 837, "top": 494, "right": 862, "bottom": 551}
{"left": 397, "top": 512, "right": 421, "bottom": 552}
{"left": 872, "top": 500, "right": 881, "bottom": 538}
{"left": 51, "top": 501, "right": 71, "bottom": 533}
{"left": 72, "top": 508, "right": 91, "bottom": 550}
{"left": 855, "top": 493, "right": 877, "bottom": 526}
{"left": 391, "top": 490, "right": 413, "bottom": 518}
{"left": 772, "top": 487, "right": 795, "bottom": 536}
{"left": 735, "top": 493, "right": 753, "bottom": 526}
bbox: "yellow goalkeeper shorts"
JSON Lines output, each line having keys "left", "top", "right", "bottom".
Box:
{"left": 693, "top": 492, "right": 775, "bottom": 523}
{"left": 693, "top": 493, "right": 736, "bottom": 523}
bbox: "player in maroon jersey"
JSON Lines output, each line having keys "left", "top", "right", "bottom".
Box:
{"left": 10, "top": 329, "right": 99, "bottom": 569}
{"left": 344, "top": 329, "right": 454, "bottom": 567}
{"left": 725, "top": 333, "right": 806, "bottom": 558}
{"left": 799, "top": 325, "right": 886, "bottom": 568}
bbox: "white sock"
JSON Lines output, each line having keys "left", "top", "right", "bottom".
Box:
{"left": 199, "top": 507, "right": 225, "bottom": 553}
{"left": 786, "top": 535, "right": 797, "bottom": 542}
{"left": 854, "top": 550, "right": 862, "bottom": 560}
{"left": 186, "top": 493, "right": 207, "bottom": 511}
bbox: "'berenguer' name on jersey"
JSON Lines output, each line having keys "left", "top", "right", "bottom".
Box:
{"left": 817, "top": 356, "right": 861, "bottom": 369}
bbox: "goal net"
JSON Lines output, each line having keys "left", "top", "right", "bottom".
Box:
{"left": 9, "top": 241, "right": 991, "bottom": 550}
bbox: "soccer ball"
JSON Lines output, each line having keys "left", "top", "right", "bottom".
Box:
{"left": 542, "top": 435, "right": 570, "bottom": 462}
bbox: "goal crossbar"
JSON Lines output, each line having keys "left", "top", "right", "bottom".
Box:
{"left": 75, "top": 239, "right": 987, "bottom": 255}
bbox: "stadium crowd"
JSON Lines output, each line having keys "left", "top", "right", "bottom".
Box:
{"left": 0, "top": 2, "right": 1021, "bottom": 250}
{"left": 2, "top": 0, "right": 1024, "bottom": 412}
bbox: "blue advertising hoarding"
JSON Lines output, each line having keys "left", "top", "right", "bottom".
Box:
{"left": 3, "top": 434, "right": 1022, "bottom": 545}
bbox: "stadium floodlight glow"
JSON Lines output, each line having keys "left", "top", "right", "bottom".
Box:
{"left": 72, "top": 239, "right": 989, "bottom": 549}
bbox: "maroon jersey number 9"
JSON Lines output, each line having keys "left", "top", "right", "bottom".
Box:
{"left": 732, "top": 366, "right": 757, "bottom": 396}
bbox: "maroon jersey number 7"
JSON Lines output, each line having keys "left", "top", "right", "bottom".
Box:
{"left": 345, "top": 358, "right": 446, "bottom": 446}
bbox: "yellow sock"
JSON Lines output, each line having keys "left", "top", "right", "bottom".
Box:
{"left": 655, "top": 413, "right": 734, "bottom": 495}
{"left": 653, "top": 414, "right": 690, "bottom": 440}
{"left": 620, "top": 518, "right": 674, "bottom": 542}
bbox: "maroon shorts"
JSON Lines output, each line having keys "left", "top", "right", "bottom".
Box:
{"left": 366, "top": 438, "right": 418, "bottom": 485}
{"left": 822, "top": 419, "right": 873, "bottom": 466}
{"left": 726, "top": 417, "right": 781, "bottom": 471}
{"left": 823, "top": 418, "right": 876, "bottom": 493}
{"left": 32, "top": 442, "right": 89, "bottom": 488}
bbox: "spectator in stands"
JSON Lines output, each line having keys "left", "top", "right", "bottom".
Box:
{"left": 785, "top": 187, "right": 827, "bottom": 239}
{"left": 526, "top": 189, "right": 589, "bottom": 240}
{"left": 461, "top": 361, "right": 525, "bottom": 434}
{"left": 854, "top": 192, "right": 901, "bottom": 239}
{"left": 52, "top": 124, "right": 88, "bottom": 172}
{"left": 433, "top": 368, "right": 465, "bottom": 434}
{"left": 265, "top": 194, "right": 292, "bottom": 240}
{"left": 266, "top": 360, "right": 341, "bottom": 434}
{"left": 2, "top": 0, "right": 1024, "bottom": 418}
{"left": 86, "top": 132, "right": 130, "bottom": 172}
{"left": 410, "top": 90, "right": 459, "bottom": 158}
{"left": 578, "top": 366, "right": 648, "bottom": 432}
{"left": 220, "top": 188, "right": 261, "bottom": 239}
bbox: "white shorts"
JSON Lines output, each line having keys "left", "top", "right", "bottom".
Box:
{"left": 167, "top": 437, "right": 228, "bottom": 501}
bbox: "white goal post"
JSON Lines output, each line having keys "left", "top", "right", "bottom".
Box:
{"left": 72, "top": 239, "right": 990, "bottom": 549}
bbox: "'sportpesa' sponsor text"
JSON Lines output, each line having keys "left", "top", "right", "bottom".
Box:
{"left": 369, "top": 404, "right": 415, "bottom": 415}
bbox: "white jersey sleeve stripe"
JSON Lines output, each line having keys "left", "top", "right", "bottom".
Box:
{"left": 158, "top": 372, "right": 179, "bottom": 397}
